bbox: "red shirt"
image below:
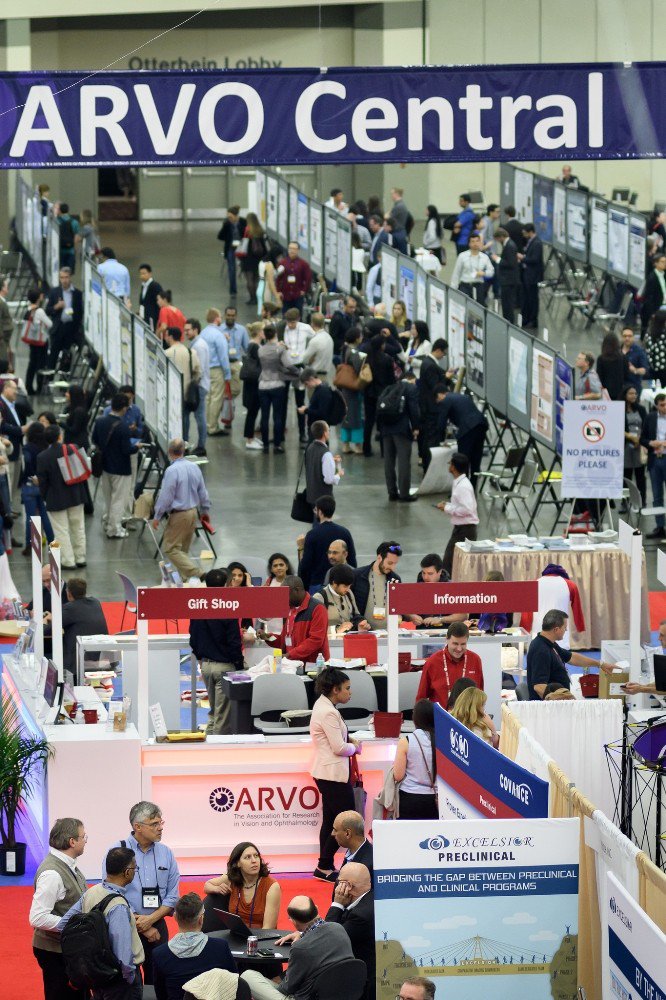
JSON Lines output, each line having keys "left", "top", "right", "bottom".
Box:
{"left": 158, "top": 304, "right": 186, "bottom": 331}
{"left": 416, "top": 646, "right": 484, "bottom": 708}
{"left": 276, "top": 256, "right": 312, "bottom": 302}
{"left": 270, "top": 594, "right": 329, "bottom": 663}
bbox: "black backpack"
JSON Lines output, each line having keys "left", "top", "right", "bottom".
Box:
{"left": 59, "top": 217, "right": 75, "bottom": 250}
{"left": 61, "top": 892, "right": 124, "bottom": 989}
{"left": 376, "top": 382, "right": 405, "bottom": 425}
{"left": 327, "top": 387, "right": 347, "bottom": 426}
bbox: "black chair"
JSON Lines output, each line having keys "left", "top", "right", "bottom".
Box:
{"left": 313, "top": 958, "right": 368, "bottom": 1000}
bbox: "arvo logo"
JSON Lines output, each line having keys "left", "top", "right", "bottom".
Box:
{"left": 499, "top": 774, "right": 532, "bottom": 805}
{"left": 419, "top": 835, "right": 450, "bottom": 851}
{"left": 610, "top": 897, "right": 633, "bottom": 932}
{"left": 209, "top": 786, "right": 235, "bottom": 813}
{"left": 450, "top": 728, "right": 469, "bottom": 763}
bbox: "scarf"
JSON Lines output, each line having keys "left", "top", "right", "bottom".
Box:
{"left": 168, "top": 931, "right": 208, "bottom": 958}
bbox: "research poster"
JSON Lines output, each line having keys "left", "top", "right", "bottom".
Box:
{"left": 399, "top": 263, "right": 415, "bottom": 319}
{"left": 530, "top": 347, "right": 555, "bottom": 444}
{"left": 561, "top": 400, "right": 625, "bottom": 499}
{"left": 533, "top": 176, "right": 554, "bottom": 243}
{"left": 309, "top": 201, "right": 322, "bottom": 270}
{"left": 608, "top": 208, "right": 629, "bottom": 280}
{"left": 336, "top": 218, "right": 352, "bottom": 294}
{"left": 447, "top": 296, "right": 466, "bottom": 369}
{"left": 514, "top": 169, "right": 534, "bottom": 222}
{"left": 428, "top": 281, "right": 447, "bottom": 348}
{"left": 132, "top": 318, "right": 146, "bottom": 409}
{"left": 553, "top": 185, "right": 567, "bottom": 250}
{"left": 119, "top": 306, "right": 133, "bottom": 385}
{"left": 628, "top": 213, "right": 647, "bottom": 288}
{"left": 277, "top": 180, "right": 289, "bottom": 244}
{"left": 297, "top": 192, "right": 308, "bottom": 256}
{"left": 509, "top": 333, "right": 530, "bottom": 415}
{"left": 566, "top": 189, "right": 587, "bottom": 260}
{"left": 590, "top": 196, "right": 608, "bottom": 269}
{"left": 166, "top": 361, "right": 183, "bottom": 444}
{"left": 288, "top": 184, "right": 298, "bottom": 244}
{"left": 555, "top": 357, "right": 572, "bottom": 456}
{"left": 265, "top": 174, "right": 278, "bottom": 235}
{"left": 381, "top": 249, "right": 398, "bottom": 311}
{"left": 324, "top": 209, "right": 338, "bottom": 282}
{"left": 374, "top": 817, "right": 579, "bottom": 1000}
{"left": 416, "top": 269, "right": 428, "bottom": 323}
{"left": 256, "top": 169, "right": 266, "bottom": 228}
{"left": 105, "top": 294, "right": 122, "bottom": 384}
{"left": 605, "top": 871, "right": 665, "bottom": 1000}
{"left": 465, "top": 304, "right": 485, "bottom": 395}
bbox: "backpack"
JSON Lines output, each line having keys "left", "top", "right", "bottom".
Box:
{"left": 327, "top": 387, "right": 347, "bottom": 426}
{"left": 59, "top": 216, "right": 75, "bottom": 250}
{"left": 60, "top": 892, "right": 124, "bottom": 989}
{"left": 376, "top": 382, "right": 405, "bottom": 425}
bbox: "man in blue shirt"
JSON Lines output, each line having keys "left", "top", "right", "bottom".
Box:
{"left": 152, "top": 438, "right": 211, "bottom": 582}
{"left": 59, "top": 845, "right": 144, "bottom": 999}
{"left": 184, "top": 319, "right": 211, "bottom": 456}
{"left": 453, "top": 194, "right": 476, "bottom": 254}
{"left": 97, "top": 248, "right": 131, "bottom": 303}
{"left": 223, "top": 305, "right": 249, "bottom": 409}
{"left": 621, "top": 327, "right": 650, "bottom": 392}
{"left": 200, "top": 308, "right": 231, "bottom": 437}
{"left": 107, "top": 801, "right": 180, "bottom": 986}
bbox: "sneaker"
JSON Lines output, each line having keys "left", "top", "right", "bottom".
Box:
{"left": 313, "top": 868, "right": 338, "bottom": 883}
{"left": 245, "top": 439, "right": 264, "bottom": 450}
{"left": 76, "top": 561, "right": 87, "bottom": 568}
{"left": 107, "top": 529, "right": 129, "bottom": 539}
{"left": 274, "top": 445, "right": 285, "bottom": 454}
{"left": 193, "top": 447, "right": 208, "bottom": 457}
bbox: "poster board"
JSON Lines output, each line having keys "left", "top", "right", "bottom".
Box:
{"left": 132, "top": 316, "right": 147, "bottom": 413}
{"left": 605, "top": 871, "right": 665, "bottom": 1000}
{"left": 119, "top": 303, "right": 134, "bottom": 386}
{"left": 416, "top": 267, "right": 428, "bottom": 323}
{"left": 308, "top": 200, "right": 322, "bottom": 271}
{"left": 447, "top": 287, "right": 466, "bottom": 370}
{"left": 507, "top": 327, "right": 532, "bottom": 432}
{"left": 256, "top": 169, "right": 267, "bottom": 229}
{"left": 427, "top": 276, "right": 447, "bottom": 350}
{"left": 296, "top": 192, "right": 309, "bottom": 261}
{"left": 398, "top": 255, "right": 416, "bottom": 320}
{"left": 607, "top": 206, "right": 629, "bottom": 281}
{"left": 155, "top": 349, "right": 168, "bottom": 452}
{"left": 166, "top": 359, "right": 183, "bottom": 444}
{"left": 484, "top": 313, "right": 509, "bottom": 416}
{"left": 265, "top": 173, "right": 278, "bottom": 240}
{"left": 277, "top": 177, "right": 289, "bottom": 245}
{"left": 533, "top": 175, "right": 554, "bottom": 244}
{"left": 565, "top": 187, "right": 588, "bottom": 263}
{"left": 552, "top": 183, "right": 567, "bottom": 253}
{"left": 464, "top": 297, "right": 486, "bottom": 399}
{"left": 89, "top": 267, "right": 104, "bottom": 357}
{"left": 628, "top": 211, "right": 647, "bottom": 288}
{"left": 336, "top": 215, "right": 352, "bottom": 294}
{"left": 323, "top": 207, "right": 338, "bottom": 283}
{"left": 380, "top": 245, "right": 398, "bottom": 311}
{"left": 83, "top": 257, "right": 93, "bottom": 341}
{"left": 554, "top": 356, "right": 573, "bottom": 456}
{"left": 144, "top": 331, "right": 160, "bottom": 435}
{"left": 499, "top": 162, "right": 515, "bottom": 213}
{"left": 589, "top": 195, "right": 609, "bottom": 270}
{"left": 530, "top": 342, "right": 556, "bottom": 448}
{"left": 105, "top": 293, "right": 122, "bottom": 386}
{"left": 514, "top": 168, "right": 534, "bottom": 222}
{"left": 47, "top": 218, "right": 60, "bottom": 288}
{"left": 288, "top": 183, "right": 299, "bottom": 245}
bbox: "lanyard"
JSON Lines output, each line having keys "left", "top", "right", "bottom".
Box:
{"left": 370, "top": 572, "right": 386, "bottom": 609}
{"left": 130, "top": 837, "right": 158, "bottom": 889}
{"left": 442, "top": 651, "right": 467, "bottom": 691}
{"left": 235, "top": 878, "right": 260, "bottom": 926}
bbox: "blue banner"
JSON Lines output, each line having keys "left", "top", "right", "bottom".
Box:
{"left": 1, "top": 62, "right": 666, "bottom": 167}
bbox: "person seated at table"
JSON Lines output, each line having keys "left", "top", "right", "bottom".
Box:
{"left": 227, "top": 560, "right": 254, "bottom": 632}
{"left": 409, "top": 553, "right": 465, "bottom": 628}
{"left": 526, "top": 609, "right": 614, "bottom": 700}
{"left": 446, "top": 676, "right": 477, "bottom": 710}
{"left": 392, "top": 699, "right": 439, "bottom": 819}
{"left": 203, "top": 841, "right": 281, "bottom": 930}
{"left": 263, "top": 551, "right": 293, "bottom": 636}
{"left": 451, "top": 687, "right": 498, "bottom": 746}
{"left": 416, "top": 622, "right": 484, "bottom": 708}
{"left": 623, "top": 680, "right": 666, "bottom": 695}
{"left": 258, "top": 575, "right": 329, "bottom": 664}
{"left": 152, "top": 892, "right": 236, "bottom": 1000}
{"left": 313, "top": 564, "right": 371, "bottom": 634}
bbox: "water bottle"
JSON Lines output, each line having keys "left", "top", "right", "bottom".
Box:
{"left": 74, "top": 705, "right": 84, "bottom": 725}
{"left": 273, "top": 649, "right": 282, "bottom": 674}
{"left": 315, "top": 653, "right": 326, "bottom": 673}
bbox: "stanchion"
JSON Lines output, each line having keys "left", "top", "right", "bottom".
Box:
{"left": 48, "top": 545, "right": 63, "bottom": 682}
{"left": 137, "top": 615, "right": 150, "bottom": 740}
{"left": 618, "top": 518, "right": 643, "bottom": 690}
{"left": 30, "top": 516, "right": 43, "bottom": 662}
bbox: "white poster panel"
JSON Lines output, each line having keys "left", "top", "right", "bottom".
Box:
{"left": 277, "top": 180, "right": 289, "bottom": 245}
{"left": 381, "top": 247, "right": 398, "bottom": 312}
{"left": 266, "top": 174, "right": 278, "bottom": 236}
{"left": 89, "top": 270, "right": 104, "bottom": 356}
{"left": 447, "top": 294, "right": 466, "bottom": 369}
{"left": 427, "top": 279, "right": 446, "bottom": 347}
{"left": 119, "top": 305, "right": 133, "bottom": 386}
{"left": 336, "top": 217, "right": 352, "bottom": 294}
{"left": 297, "top": 192, "right": 309, "bottom": 257}
{"left": 47, "top": 219, "right": 60, "bottom": 287}
{"left": 288, "top": 184, "right": 299, "bottom": 244}
{"left": 608, "top": 207, "right": 629, "bottom": 281}
{"left": 324, "top": 208, "right": 338, "bottom": 283}
{"left": 416, "top": 268, "right": 428, "bottom": 323}
{"left": 83, "top": 257, "right": 93, "bottom": 338}
{"left": 514, "top": 169, "right": 534, "bottom": 222}
{"left": 166, "top": 360, "right": 183, "bottom": 443}
{"left": 590, "top": 196, "right": 608, "bottom": 269}
{"left": 398, "top": 259, "right": 416, "bottom": 320}
{"left": 256, "top": 170, "right": 266, "bottom": 229}
{"left": 561, "top": 400, "right": 625, "bottom": 499}
{"left": 155, "top": 349, "right": 168, "bottom": 451}
{"left": 530, "top": 346, "right": 555, "bottom": 446}
{"left": 552, "top": 184, "right": 567, "bottom": 252}
{"left": 509, "top": 333, "right": 530, "bottom": 415}
{"left": 605, "top": 871, "right": 665, "bottom": 1000}
{"left": 105, "top": 294, "right": 122, "bottom": 385}
{"left": 628, "top": 212, "right": 647, "bottom": 288}
{"left": 144, "top": 332, "right": 160, "bottom": 434}
{"left": 132, "top": 317, "right": 147, "bottom": 411}
{"left": 309, "top": 201, "right": 322, "bottom": 270}
{"left": 374, "top": 818, "right": 580, "bottom": 1000}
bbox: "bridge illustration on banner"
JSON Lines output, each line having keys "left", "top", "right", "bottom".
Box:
{"left": 393, "top": 934, "right": 556, "bottom": 976}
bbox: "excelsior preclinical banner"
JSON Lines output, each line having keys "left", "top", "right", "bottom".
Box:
{"left": 605, "top": 872, "right": 665, "bottom": 1000}
{"left": 374, "top": 818, "right": 579, "bottom": 1000}
{"left": 2, "top": 62, "right": 666, "bottom": 167}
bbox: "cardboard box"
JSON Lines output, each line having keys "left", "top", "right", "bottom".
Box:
{"left": 599, "top": 670, "right": 629, "bottom": 699}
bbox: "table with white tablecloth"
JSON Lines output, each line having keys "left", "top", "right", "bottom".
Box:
{"left": 452, "top": 544, "right": 650, "bottom": 649}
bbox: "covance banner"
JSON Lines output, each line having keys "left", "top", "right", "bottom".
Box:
{"left": 0, "top": 62, "right": 665, "bottom": 167}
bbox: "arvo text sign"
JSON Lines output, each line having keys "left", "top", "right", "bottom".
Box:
{"left": 387, "top": 581, "right": 538, "bottom": 616}
{"left": 137, "top": 586, "right": 289, "bottom": 620}
{"left": 2, "top": 62, "right": 665, "bottom": 167}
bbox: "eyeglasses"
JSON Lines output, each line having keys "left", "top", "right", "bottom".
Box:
{"left": 139, "top": 818, "right": 164, "bottom": 829}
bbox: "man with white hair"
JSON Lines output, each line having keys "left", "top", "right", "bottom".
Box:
{"left": 152, "top": 438, "right": 211, "bottom": 581}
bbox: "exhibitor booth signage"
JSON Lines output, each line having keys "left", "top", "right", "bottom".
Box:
{"left": 4, "top": 62, "right": 666, "bottom": 167}
{"left": 561, "top": 400, "right": 625, "bottom": 499}
{"left": 434, "top": 704, "right": 549, "bottom": 821}
{"left": 374, "top": 817, "right": 579, "bottom": 1000}
{"left": 137, "top": 586, "right": 289, "bottom": 620}
{"left": 387, "top": 581, "right": 538, "bottom": 616}
{"left": 606, "top": 872, "right": 665, "bottom": 1000}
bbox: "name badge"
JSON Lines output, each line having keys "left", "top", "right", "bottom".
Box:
{"left": 285, "top": 636, "right": 293, "bottom": 647}
{"left": 287, "top": 275, "right": 296, "bottom": 283}
{"left": 373, "top": 606, "right": 385, "bottom": 620}
{"left": 142, "top": 887, "right": 160, "bottom": 909}
{"left": 229, "top": 348, "right": 237, "bottom": 359}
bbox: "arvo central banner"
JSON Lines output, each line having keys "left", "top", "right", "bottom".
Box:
{"left": 374, "top": 818, "right": 579, "bottom": 1000}
{"left": 3, "top": 62, "right": 666, "bottom": 167}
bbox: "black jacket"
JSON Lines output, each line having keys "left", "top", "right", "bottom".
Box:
{"left": 438, "top": 392, "right": 486, "bottom": 438}
{"left": 330, "top": 311, "right": 356, "bottom": 354}
{"left": 522, "top": 236, "right": 544, "bottom": 285}
{"left": 380, "top": 381, "right": 421, "bottom": 438}
{"left": 37, "top": 443, "right": 88, "bottom": 511}
{"left": 139, "top": 278, "right": 164, "bottom": 331}
{"left": 498, "top": 238, "right": 520, "bottom": 286}
{"left": 641, "top": 410, "right": 666, "bottom": 470}
{"left": 418, "top": 355, "right": 446, "bottom": 415}
{"left": 298, "top": 520, "right": 357, "bottom": 591}
{"left": 325, "top": 892, "right": 376, "bottom": 998}
{"left": 307, "top": 385, "right": 334, "bottom": 428}
{"left": 352, "top": 564, "right": 402, "bottom": 617}
{"left": 217, "top": 217, "right": 247, "bottom": 255}
{"left": 92, "top": 414, "right": 137, "bottom": 475}
{"left": 503, "top": 218, "right": 526, "bottom": 251}
{"left": 45, "top": 285, "right": 84, "bottom": 339}
{"left": 189, "top": 617, "right": 244, "bottom": 669}
{"left": 364, "top": 350, "right": 396, "bottom": 400}
{"left": 64, "top": 405, "right": 90, "bottom": 449}
{"left": 0, "top": 396, "right": 23, "bottom": 462}
{"left": 595, "top": 354, "right": 630, "bottom": 401}
{"left": 641, "top": 270, "right": 666, "bottom": 327}
{"left": 61, "top": 597, "right": 108, "bottom": 671}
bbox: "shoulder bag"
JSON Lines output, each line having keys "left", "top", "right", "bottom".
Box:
{"left": 21, "top": 311, "right": 49, "bottom": 348}
{"left": 57, "top": 444, "right": 92, "bottom": 485}
{"left": 350, "top": 754, "right": 367, "bottom": 819}
{"left": 183, "top": 349, "right": 200, "bottom": 413}
{"left": 333, "top": 362, "right": 361, "bottom": 391}
{"left": 290, "top": 451, "right": 313, "bottom": 523}
{"left": 240, "top": 343, "right": 260, "bottom": 382}
{"left": 90, "top": 420, "right": 119, "bottom": 479}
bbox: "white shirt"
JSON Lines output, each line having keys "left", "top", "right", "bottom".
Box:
{"left": 657, "top": 414, "right": 666, "bottom": 442}
{"left": 29, "top": 849, "right": 84, "bottom": 930}
{"left": 444, "top": 473, "right": 479, "bottom": 525}
{"left": 325, "top": 197, "right": 349, "bottom": 214}
{"left": 450, "top": 250, "right": 494, "bottom": 289}
{"left": 139, "top": 277, "right": 152, "bottom": 319}
{"left": 423, "top": 217, "right": 441, "bottom": 250}
{"left": 283, "top": 322, "right": 313, "bottom": 363}
{"left": 302, "top": 331, "right": 334, "bottom": 374}
{"left": 190, "top": 334, "right": 211, "bottom": 393}
{"left": 322, "top": 451, "right": 340, "bottom": 487}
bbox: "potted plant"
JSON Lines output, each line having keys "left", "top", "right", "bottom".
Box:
{"left": 0, "top": 695, "right": 53, "bottom": 876}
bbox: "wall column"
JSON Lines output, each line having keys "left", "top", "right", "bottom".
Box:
{"left": 0, "top": 19, "right": 32, "bottom": 246}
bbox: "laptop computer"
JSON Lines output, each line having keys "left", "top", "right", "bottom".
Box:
{"left": 213, "top": 909, "right": 286, "bottom": 940}
{"left": 653, "top": 653, "right": 666, "bottom": 693}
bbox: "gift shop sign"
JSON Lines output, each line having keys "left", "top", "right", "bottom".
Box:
{"left": 137, "top": 586, "right": 289, "bottom": 620}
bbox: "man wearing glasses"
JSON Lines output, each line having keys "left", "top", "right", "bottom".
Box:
{"left": 397, "top": 977, "right": 436, "bottom": 1000}
{"left": 30, "top": 817, "right": 88, "bottom": 1000}
{"left": 107, "top": 801, "right": 180, "bottom": 985}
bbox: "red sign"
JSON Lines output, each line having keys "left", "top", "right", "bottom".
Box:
{"left": 49, "top": 549, "right": 60, "bottom": 593}
{"left": 30, "top": 518, "right": 42, "bottom": 560}
{"left": 138, "top": 586, "right": 290, "bottom": 620}
{"left": 387, "top": 581, "right": 538, "bottom": 616}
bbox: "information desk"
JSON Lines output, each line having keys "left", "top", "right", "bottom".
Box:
{"left": 453, "top": 543, "right": 650, "bottom": 648}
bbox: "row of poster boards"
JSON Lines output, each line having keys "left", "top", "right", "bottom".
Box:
{"left": 15, "top": 176, "right": 60, "bottom": 288}
{"left": 500, "top": 164, "right": 647, "bottom": 287}
{"left": 381, "top": 244, "right": 573, "bottom": 455}
{"left": 255, "top": 169, "right": 353, "bottom": 294}
{"left": 83, "top": 257, "right": 183, "bottom": 453}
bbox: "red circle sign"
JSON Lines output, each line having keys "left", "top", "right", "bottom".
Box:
{"left": 582, "top": 419, "right": 605, "bottom": 443}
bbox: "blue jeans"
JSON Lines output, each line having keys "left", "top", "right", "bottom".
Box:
{"left": 226, "top": 248, "right": 237, "bottom": 294}
{"left": 650, "top": 456, "right": 666, "bottom": 528}
{"left": 184, "top": 385, "right": 207, "bottom": 448}
{"left": 22, "top": 486, "right": 54, "bottom": 548}
{"left": 259, "top": 386, "right": 287, "bottom": 448}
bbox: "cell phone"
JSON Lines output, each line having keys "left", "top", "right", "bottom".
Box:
{"left": 259, "top": 948, "right": 274, "bottom": 956}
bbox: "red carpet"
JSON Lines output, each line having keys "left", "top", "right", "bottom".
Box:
{"left": 649, "top": 591, "right": 666, "bottom": 630}
{"left": 0, "top": 875, "right": 333, "bottom": 1000}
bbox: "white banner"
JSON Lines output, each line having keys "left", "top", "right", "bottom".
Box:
{"left": 374, "top": 817, "right": 579, "bottom": 1000}
{"left": 605, "top": 871, "right": 665, "bottom": 1000}
{"left": 561, "top": 400, "right": 624, "bottom": 499}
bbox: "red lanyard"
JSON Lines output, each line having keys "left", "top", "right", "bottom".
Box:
{"left": 442, "top": 651, "right": 467, "bottom": 690}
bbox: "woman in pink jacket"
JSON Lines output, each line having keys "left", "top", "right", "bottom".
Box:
{"left": 309, "top": 667, "right": 361, "bottom": 882}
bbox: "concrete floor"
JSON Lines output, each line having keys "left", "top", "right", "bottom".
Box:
{"left": 7, "top": 218, "right": 660, "bottom": 604}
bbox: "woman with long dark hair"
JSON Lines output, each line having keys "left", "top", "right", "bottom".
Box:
{"left": 392, "top": 699, "right": 438, "bottom": 820}
{"left": 264, "top": 551, "right": 293, "bottom": 634}
{"left": 623, "top": 384, "right": 647, "bottom": 505}
{"left": 405, "top": 320, "right": 432, "bottom": 378}
{"left": 20, "top": 421, "right": 54, "bottom": 556}
{"left": 596, "top": 332, "right": 630, "bottom": 400}
{"left": 203, "top": 841, "right": 281, "bottom": 930}
{"left": 423, "top": 205, "right": 443, "bottom": 262}
{"left": 241, "top": 213, "right": 268, "bottom": 306}
{"left": 309, "top": 667, "right": 360, "bottom": 881}
{"left": 363, "top": 333, "right": 396, "bottom": 457}
{"left": 63, "top": 384, "right": 89, "bottom": 449}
